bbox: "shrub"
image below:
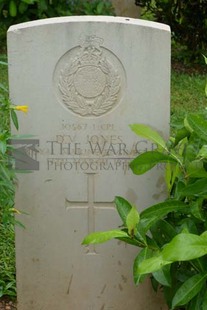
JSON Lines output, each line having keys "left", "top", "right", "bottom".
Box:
{"left": 83, "top": 110, "right": 207, "bottom": 309}
{"left": 0, "top": 60, "right": 28, "bottom": 298}
{"left": 0, "top": 0, "right": 114, "bottom": 51}
{"left": 135, "top": 0, "right": 207, "bottom": 63}
{"left": 0, "top": 0, "right": 114, "bottom": 28}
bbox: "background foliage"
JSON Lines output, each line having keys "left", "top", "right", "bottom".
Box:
{"left": 0, "top": 60, "right": 16, "bottom": 298}
{"left": 135, "top": 0, "right": 207, "bottom": 63}
{"left": 0, "top": 0, "right": 115, "bottom": 48}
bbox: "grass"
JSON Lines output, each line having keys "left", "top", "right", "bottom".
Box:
{"left": 0, "top": 223, "right": 16, "bottom": 298}
{"left": 0, "top": 53, "right": 206, "bottom": 300}
{"left": 0, "top": 55, "right": 16, "bottom": 299}
{"left": 171, "top": 72, "right": 206, "bottom": 116}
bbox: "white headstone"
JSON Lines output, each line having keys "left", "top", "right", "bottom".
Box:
{"left": 8, "top": 16, "right": 170, "bottom": 310}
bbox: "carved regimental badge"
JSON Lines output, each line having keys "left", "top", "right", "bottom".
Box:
{"left": 54, "top": 35, "right": 126, "bottom": 117}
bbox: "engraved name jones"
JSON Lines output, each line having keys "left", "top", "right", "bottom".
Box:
{"left": 46, "top": 125, "right": 156, "bottom": 173}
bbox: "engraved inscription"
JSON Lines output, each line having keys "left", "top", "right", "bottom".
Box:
{"left": 65, "top": 173, "right": 114, "bottom": 254}
{"left": 54, "top": 35, "right": 126, "bottom": 117}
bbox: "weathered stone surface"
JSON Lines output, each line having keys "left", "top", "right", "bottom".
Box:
{"left": 112, "top": 0, "right": 141, "bottom": 18}
{"left": 8, "top": 16, "right": 170, "bottom": 310}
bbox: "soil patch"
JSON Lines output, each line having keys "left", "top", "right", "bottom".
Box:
{"left": 0, "top": 297, "right": 16, "bottom": 310}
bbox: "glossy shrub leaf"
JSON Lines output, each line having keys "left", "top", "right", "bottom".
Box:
{"left": 140, "top": 200, "right": 187, "bottom": 220}
{"left": 165, "top": 162, "right": 180, "bottom": 193}
{"left": 10, "top": 109, "right": 19, "bottom": 130}
{"left": 137, "top": 216, "right": 158, "bottom": 234}
{"left": 152, "top": 264, "right": 172, "bottom": 287}
{"left": 114, "top": 196, "right": 132, "bottom": 226}
{"left": 137, "top": 254, "right": 169, "bottom": 274}
{"left": 82, "top": 230, "right": 128, "bottom": 245}
{"left": 186, "top": 160, "right": 207, "bottom": 178}
{"left": 129, "top": 124, "right": 166, "bottom": 150}
{"left": 130, "top": 151, "right": 177, "bottom": 175}
{"left": 117, "top": 236, "right": 142, "bottom": 247}
{"left": 186, "top": 113, "right": 207, "bottom": 142}
{"left": 126, "top": 205, "right": 140, "bottom": 236}
{"left": 139, "top": 233, "right": 207, "bottom": 274}
{"left": 201, "top": 290, "right": 207, "bottom": 309}
{"left": 180, "top": 178, "right": 207, "bottom": 196}
{"left": 134, "top": 220, "right": 147, "bottom": 244}
{"left": 133, "top": 248, "right": 152, "bottom": 285}
{"left": 197, "top": 145, "right": 207, "bottom": 158}
{"left": 190, "top": 198, "right": 205, "bottom": 222}
{"left": 162, "top": 233, "right": 207, "bottom": 262}
{"left": 174, "top": 127, "right": 189, "bottom": 145}
{"left": 188, "top": 294, "right": 202, "bottom": 310}
{"left": 171, "top": 273, "right": 207, "bottom": 309}
{"left": 150, "top": 220, "right": 177, "bottom": 246}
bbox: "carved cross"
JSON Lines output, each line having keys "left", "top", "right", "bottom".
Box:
{"left": 65, "top": 173, "right": 114, "bottom": 254}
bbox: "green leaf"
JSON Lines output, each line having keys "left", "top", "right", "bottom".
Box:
{"left": 126, "top": 206, "right": 140, "bottom": 236}
{"left": 165, "top": 162, "right": 181, "bottom": 193}
{"left": 97, "top": 1, "right": 104, "bottom": 14}
{"left": 152, "top": 264, "right": 171, "bottom": 287}
{"left": 114, "top": 196, "right": 132, "bottom": 226}
{"left": 130, "top": 151, "right": 177, "bottom": 175}
{"left": 0, "top": 141, "right": 7, "bottom": 154}
{"left": 197, "top": 145, "right": 207, "bottom": 158}
{"left": 203, "top": 54, "right": 207, "bottom": 65}
{"left": 9, "top": 0, "right": 17, "bottom": 16}
{"left": 137, "top": 254, "right": 169, "bottom": 274}
{"left": 82, "top": 230, "right": 128, "bottom": 245}
{"left": 137, "top": 216, "right": 158, "bottom": 234}
{"left": 186, "top": 160, "right": 207, "bottom": 178}
{"left": 133, "top": 248, "right": 152, "bottom": 285}
{"left": 134, "top": 220, "right": 147, "bottom": 244}
{"left": 116, "top": 236, "right": 142, "bottom": 247}
{"left": 205, "top": 83, "right": 207, "bottom": 98}
{"left": 201, "top": 290, "right": 207, "bottom": 309}
{"left": 0, "top": 61, "right": 8, "bottom": 66}
{"left": 19, "top": 2, "right": 28, "bottom": 14}
{"left": 162, "top": 233, "right": 207, "bottom": 262}
{"left": 174, "top": 127, "right": 189, "bottom": 146}
{"left": 129, "top": 124, "right": 167, "bottom": 150}
{"left": 21, "top": 0, "right": 35, "bottom": 4}
{"left": 188, "top": 292, "right": 203, "bottom": 310}
{"left": 150, "top": 220, "right": 177, "bottom": 246}
{"left": 172, "top": 273, "right": 207, "bottom": 309}
{"left": 10, "top": 109, "right": 19, "bottom": 130}
{"left": 138, "top": 233, "right": 207, "bottom": 275}
{"left": 186, "top": 113, "right": 207, "bottom": 142}
{"left": 0, "top": 82, "right": 8, "bottom": 92}
{"left": 180, "top": 178, "right": 207, "bottom": 196}
{"left": 140, "top": 200, "right": 187, "bottom": 220}
{"left": 190, "top": 197, "right": 205, "bottom": 222}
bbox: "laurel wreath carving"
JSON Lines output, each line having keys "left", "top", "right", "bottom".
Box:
{"left": 58, "top": 55, "right": 121, "bottom": 117}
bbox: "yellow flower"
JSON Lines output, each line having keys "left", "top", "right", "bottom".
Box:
{"left": 15, "top": 105, "right": 28, "bottom": 113}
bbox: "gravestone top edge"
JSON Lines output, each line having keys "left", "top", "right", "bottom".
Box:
{"left": 7, "top": 16, "right": 170, "bottom": 33}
